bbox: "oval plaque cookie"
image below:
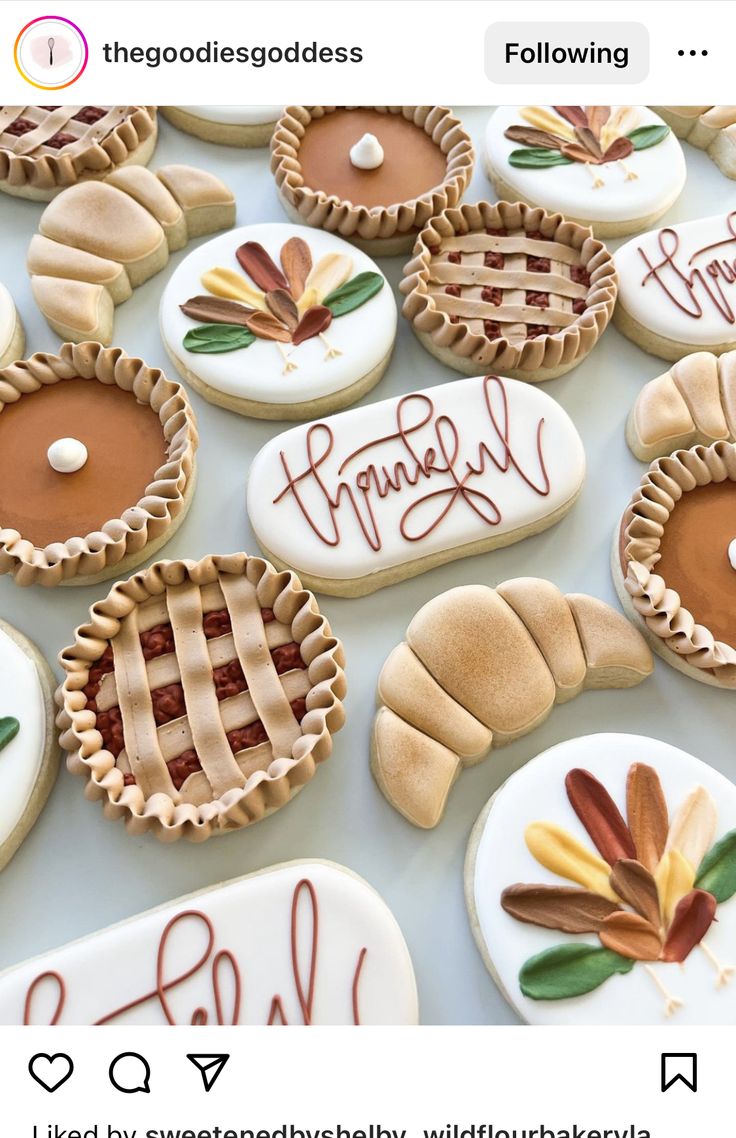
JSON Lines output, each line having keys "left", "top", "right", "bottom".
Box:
{"left": 0, "top": 861, "right": 418, "bottom": 1024}
{"left": 615, "top": 211, "right": 736, "bottom": 360}
{"left": 247, "top": 374, "right": 586, "bottom": 596}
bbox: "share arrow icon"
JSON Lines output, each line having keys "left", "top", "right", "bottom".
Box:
{"left": 187, "top": 1053, "right": 230, "bottom": 1092}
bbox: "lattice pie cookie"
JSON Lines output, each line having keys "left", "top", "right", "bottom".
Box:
{"left": 402, "top": 200, "right": 617, "bottom": 381}
{"left": 57, "top": 554, "right": 346, "bottom": 842}
{"left": 0, "top": 106, "right": 157, "bottom": 200}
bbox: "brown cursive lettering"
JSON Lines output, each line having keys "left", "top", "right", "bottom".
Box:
{"left": 637, "top": 212, "right": 736, "bottom": 324}
{"left": 273, "top": 376, "right": 550, "bottom": 551}
{"left": 21, "top": 879, "right": 367, "bottom": 1026}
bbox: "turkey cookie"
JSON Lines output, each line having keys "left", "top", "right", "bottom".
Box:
{"left": 614, "top": 441, "right": 736, "bottom": 688}
{"left": 655, "top": 106, "right": 736, "bottom": 179}
{"left": 161, "top": 106, "right": 283, "bottom": 147}
{"left": 0, "top": 106, "right": 157, "bottom": 201}
{"left": 247, "top": 374, "right": 586, "bottom": 597}
{"left": 0, "top": 283, "right": 24, "bottom": 369}
{"left": 627, "top": 351, "right": 736, "bottom": 461}
{"left": 401, "top": 199, "right": 617, "bottom": 381}
{"left": 28, "top": 164, "right": 235, "bottom": 346}
{"left": 615, "top": 212, "right": 736, "bottom": 361}
{"left": 372, "top": 580, "right": 653, "bottom": 829}
{"left": 0, "top": 343, "right": 198, "bottom": 588}
{"left": 0, "top": 619, "right": 59, "bottom": 871}
{"left": 483, "top": 106, "right": 685, "bottom": 239}
{"left": 467, "top": 733, "right": 736, "bottom": 1025}
{"left": 0, "top": 860, "right": 417, "bottom": 1024}
{"left": 57, "top": 553, "right": 346, "bottom": 842}
{"left": 271, "top": 106, "right": 475, "bottom": 255}
{"left": 160, "top": 223, "right": 396, "bottom": 420}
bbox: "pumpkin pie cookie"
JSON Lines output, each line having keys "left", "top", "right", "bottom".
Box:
{"left": 161, "top": 105, "right": 283, "bottom": 147}
{"left": 28, "top": 164, "right": 235, "bottom": 346}
{"left": 0, "top": 342, "right": 198, "bottom": 588}
{"left": 401, "top": 200, "right": 617, "bottom": 381}
{"left": 160, "top": 222, "right": 396, "bottom": 420}
{"left": 0, "top": 105, "right": 157, "bottom": 201}
{"left": 484, "top": 106, "right": 685, "bottom": 238}
{"left": 57, "top": 553, "right": 346, "bottom": 842}
{"left": 271, "top": 106, "right": 474, "bottom": 255}
{"left": 614, "top": 441, "right": 736, "bottom": 687}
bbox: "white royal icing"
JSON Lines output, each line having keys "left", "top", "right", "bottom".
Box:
{"left": 47, "top": 437, "right": 87, "bottom": 474}
{"left": 160, "top": 223, "right": 397, "bottom": 406}
{"left": 484, "top": 105, "right": 686, "bottom": 225}
{"left": 0, "top": 861, "right": 419, "bottom": 1025}
{"left": 350, "top": 133, "right": 384, "bottom": 170}
{"left": 616, "top": 212, "right": 736, "bottom": 347}
{"left": 0, "top": 283, "right": 15, "bottom": 360}
{"left": 176, "top": 106, "right": 283, "bottom": 126}
{"left": 729, "top": 538, "right": 736, "bottom": 571}
{"left": 472, "top": 733, "right": 736, "bottom": 1026}
{"left": 247, "top": 374, "right": 586, "bottom": 582}
{"left": 0, "top": 627, "right": 46, "bottom": 853}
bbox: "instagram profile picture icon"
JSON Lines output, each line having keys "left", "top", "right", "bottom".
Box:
{"left": 15, "top": 16, "right": 88, "bottom": 90}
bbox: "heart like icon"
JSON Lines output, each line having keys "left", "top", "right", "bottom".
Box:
{"left": 28, "top": 1053, "right": 74, "bottom": 1093}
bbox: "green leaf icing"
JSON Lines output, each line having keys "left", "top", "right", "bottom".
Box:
{"left": 519, "top": 942, "right": 635, "bottom": 1000}
{"left": 183, "top": 324, "right": 257, "bottom": 355}
{"left": 323, "top": 272, "right": 384, "bottom": 317}
{"left": 695, "top": 828, "right": 736, "bottom": 903}
{"left": 0, "top": 716, "right": 19, "bottom": 753}
{"left": 627, "top": 124, "right": 670, "bottom": 151}
{"left": 508, "top": 147, "right": 574, "bottom": 169}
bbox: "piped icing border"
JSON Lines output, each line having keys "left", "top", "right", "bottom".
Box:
{"left": 270, "top": 106, "right": 475, "bottom": 242}
{"left": 56, "top": 553, "right": 346, "bottom": 841}
{"left": 0, "top": 342, "right": 198, "bottom": 587}
{"left": 622, "top": 440, "right": 736, "bottom": 681}
{"left": 0, "top": 107, "right": 157, "bottom": 196}
{"left": 401, "top": 201, "right": 617, "bottom": 377}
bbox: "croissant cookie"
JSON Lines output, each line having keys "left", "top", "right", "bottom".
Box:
{"left": 27, "top": 164, "right": 235, "bottom": 345}
{"left": 371, "top": 579, "right": 653, "bottom": 829}
{"left": 655, "top": 107, "right": 736, "bottom": 179}
{"left": 627, "top": 351, "right": 736, "bottom": 461}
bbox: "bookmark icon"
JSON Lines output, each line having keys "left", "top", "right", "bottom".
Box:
{"left": 661, "top": 1053, "right": 698, "bottom": 1092}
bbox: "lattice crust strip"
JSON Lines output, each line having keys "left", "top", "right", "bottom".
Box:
{"left": 427, "top": 231, "right": 585, "bottom": 342}
{"left": 56, "top": 554, "right": 347, "bottom": 842}
{"left": 400, "top": 199, "right": 618, "bottom": 377}
{"left": 0, "top": 106, "right": 157, "bottom": 193}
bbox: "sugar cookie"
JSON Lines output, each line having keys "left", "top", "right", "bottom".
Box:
{"left": 467, "top": 734, "right": 736, "bottom": 1024}
{"left": 484, "top": 106, "right": 686, "bottom": 238}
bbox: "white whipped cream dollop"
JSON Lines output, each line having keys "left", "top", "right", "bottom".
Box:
{"left": 349, "top": 133, "right": 384, "bottom": 170}
{"left": 47, "top": 437, "right": 88, "bottom": 474}
{"left": 729, "top": 538, "right": 736, "bottom": 571}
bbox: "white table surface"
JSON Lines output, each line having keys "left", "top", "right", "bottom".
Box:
{"left": 0, "top": 106, "right": 733, "bottom": 1025}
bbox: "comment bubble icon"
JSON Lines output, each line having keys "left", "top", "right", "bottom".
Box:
{"left": 109, "top": 1052, "right": 151, "bottom": 1094}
